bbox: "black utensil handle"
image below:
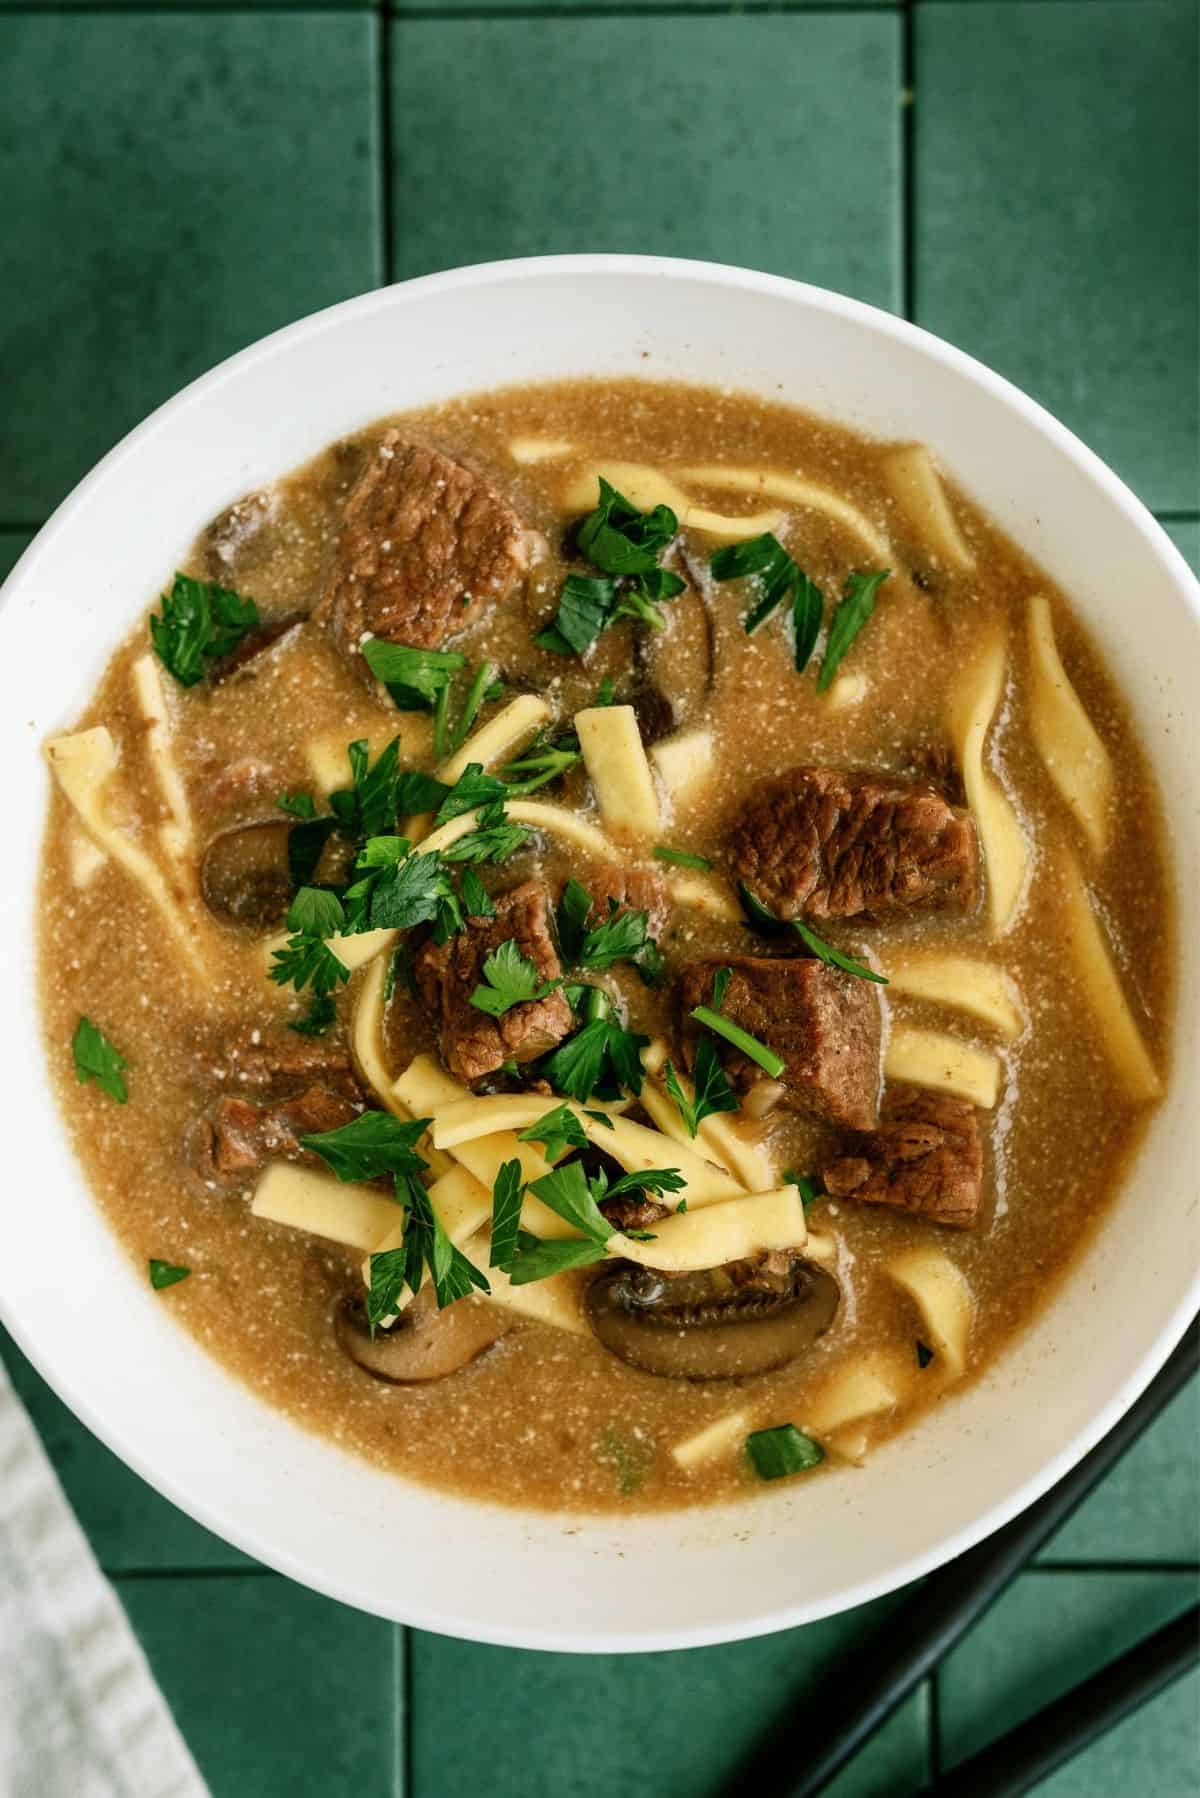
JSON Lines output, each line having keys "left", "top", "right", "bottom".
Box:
{"left": 730, "top": 1317, "right": 1198, "bottom": 1798}
{"left": 925, "top": 1602, "right": 1200, "bottom": 1798}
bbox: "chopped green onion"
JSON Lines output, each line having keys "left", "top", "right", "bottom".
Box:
{"left": 653, "top": 845, "right": 713, "bottom": 872}
{"left": 746, "top": 1424, "right": 825, "bottom": 1481}
{"left": 690, "top": 1004, "right": 786, "bottom": 1080}
{"left": 792, "top": 918, "right": 888, "bottom": 985}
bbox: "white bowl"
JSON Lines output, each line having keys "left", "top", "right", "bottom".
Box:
{"left": 1, "top": 257, "right": 1196, "bottom": 1652}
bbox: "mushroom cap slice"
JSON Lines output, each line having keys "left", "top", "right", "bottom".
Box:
{"left": 200, "top": 820, "right": 294, "bottom": 926}
{"left": 586, "top": 1256, "right": 840, "bottom": 1381}
{"left": 335, "top": 1289, "right": 513, "bottom": 1384}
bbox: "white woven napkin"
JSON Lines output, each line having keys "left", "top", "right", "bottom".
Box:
{"left": 0, "top": 1356, "right": 209, "bottom": 1798}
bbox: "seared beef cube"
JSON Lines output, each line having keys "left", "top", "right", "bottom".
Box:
{"left": 600, "top": 1193, "right": 671, "bottom": 1234}
{"left": 414, "top": 881, "right": 573, "bottom": 1085}
{"left": 570, "top": 863, "right": 670, "bottom": 935}
{"left": 317, "top": 432, "right": 528, "bottom": 663}
{"left": 728, "top": 766, "right": 980, "bottom": 921}
{"left": 679, "top": 956, "right": 881, "bottom": 1130}
{"left": 823, "top": 1085, "right": 983, "bottom": 1228}
{"left": 198, "top": 1084, "right": 361, "bottom": 1186}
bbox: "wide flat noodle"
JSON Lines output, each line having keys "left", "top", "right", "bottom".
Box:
{"left": 1057, "top": 846, "right": 1161, "bottom": 1101}
{"left": 802, "top": 1348, "right": 909, "bottom": 1436}
{"left": 437, "top": 693, "right": 550, "bottom": 786}
{"left": 947, "top": 628, "right": 1029, "bottom": 934}
{"left": 44, "top": 726, "right": 207, "bottom": 979}
{"left": 884, "top": 1025, "right": 1001, "bottom": 1109}
{"left": 576, "top": 704, "right": 661, "bottom": 840}
{"left": 671, "top": 1408, "right": 751, "bottom": 1471}
{"left": 251, "top": 1162, "right": 399, "bottom": 1251}
{"left": 1027, "top": 594, "right": 1114, "bottom": 857}
{"left": 131, "top": 652, "right": 193, "bottom": 866}
{"left": 613, "top": 1185, "right": 806, "bottom": 1274}
{"left": 351, "top": 957, "right": 454, "bottom": 1177}
{"left": 650, "top": 728, "right": 714, "bottom": 800}
{"left": 882, "top": 951, "right": 1023, "bottom": 1040}
{"left": 676, "top": 463, "right": 892, "bottom": 563}
{"left": 887, "top": 1247, "right": 974, "bottom": 1378}
{"left": 560, "top": 463, "right": 784, "bottom": 542}
{"left": 880, "top": 444, "right": 974, "bottom": 571}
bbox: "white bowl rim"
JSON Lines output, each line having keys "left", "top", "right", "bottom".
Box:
{"left": 2, "top": 254, "right": 1197, "bottom": 1653}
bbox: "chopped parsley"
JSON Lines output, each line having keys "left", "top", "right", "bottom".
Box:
{"left": 737, "top": 881, "right": 786, "bottom": 933}
{"left": 709, "top": 533, "right": 826, "bottom": 676}
{"left": 149, "top": 572, "right": 259, "bottom": 687}
{"left": 71, "top": 1016, "right": 128, "bottom": 1104}
{"left": 300, "top": 1110, "right": 430, "bottom": 1183}
{"left": 579, "top": 903, "right": 651, "bottom": 971}
{"left": 440, "top": 802, "right": 533, "bottom": 866}
{"left": 690, "top": 1003, "right": 786, "bottom": 1080}
{"left": 502, "top": 730, "right": 583, "bottom": 795}
{"left": 288, "top": 994, "right": 336, "bottom": 1037}
{"left": 791, "top": 918, "right": 888, "bottom": 985}
{"left": 517, "top": 1102, "right": 588, "bottom": 1162}
{"left": 460, "top": 866, "right": 495, "bottom": 918}
{"left": 395, "top": 769, "right": 451, "bottom": 816}
{"left": 286, "top": 886, "right": 346, "bottom": 938}
{"left": 746, "top": 1424, "right": 826, "bottom": 1481}
{"left": 556, "top": 877, "right": 595, "bottom": 962}
{"left": 535, "top": 479, "right": 685, "bottom": 655}
{"left": 653, "top": 845, "right": 713, "bottom": 872}
{"left": 711, "top": 966, "right": 732, "bottom": 1012}
{"left": 470, "top": 939, "right": 561, "bottom": 1017}
{"left": 361, "top": 641, "right": 466, "bottom": 709}
{"left": 489, "top": 1159, "right": 525, "bottom": 1269}
{"left": 148, "top": 1259, "right": 191, "bottom": 1291}
{"left": 269, "top": 886, "right": 354, "bottom": 996}
{"left": 363, "top": 1172, "right": 490, "bottom": 1331}
{"left": 540, "top": 1016, "right": 649, "bottom": 1104}
{"left": 434, "top": 764, "right": 508, "bottom": 824}
{"left": 817, "top": 569, "right": 890, "bottom": 693}
{"left": 277, "top": 791, "right": 317, "bottom": 820}
{"left": 663, "top": 1038, "right": 737, "bottom": 1137}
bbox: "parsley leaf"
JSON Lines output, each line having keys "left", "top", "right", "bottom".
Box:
{"left": 286, "top": 886, "right": 345, "bottom": 939}
{"left": 792, "top": 571, "right": 824, "bottom": 675}
{"left": 556, "top": 877, "right": 594, "bottom": 962}
{"left": 365, "top": 1245, "right": 413, "bottom": 1335}
{"left": 367, "top": 848, "right": 457, "bottom": 930}
{"left": 344, "top": 736, "right": 402, "bottom": 839}
{"left": 277, "top": 791, "right": 317, "bottom": 820}
{"left": 361, "top": 640, "right": 465, "bottom": 709}
{"left": 434, "top": 763, "right": 509, "bottom": 824}
{"left": 401, "top": 1173, "right": 491, "bottom": 1309}
{"left": 460, "top": 866, "right": 495, "bottom": 918}
{"left": 470, "top": 939, "right": 561, "bottom": 1017}
{"left": 636, "top": 939, "right": 666, "bottom": 988}
{"left": 663, "top": 1038, "right": 737, "bottom": 1137}
{"left": 792, "top": 918, "right": 888, "bottom": 984}
{"left": 269, "top": 934, "right": 352, "bottom": 997}
{"left": 507, "top": 1232, "right": 609, "bottom": 1284}
{"left": 517, "top": 1102, "right": 588, "bottom": 1162}
{"left": 489, "top": 1159, "right": 525, "bottom": 1270}
{"left": 396, "top": 769, "right": 451, "bottom": 816}
{"left": 440, "top": 802, "right": 533, "bottom": 866}
{"left": 288, "top": 994, "right": 336, "bottom": 1037}
{"left": 711, "top": 966, "right": 732, "bottom": 1011}
{"left": 783, "top": 1170, "right": 823, "bottom": 1208}
{"left": 578, "top": 903, "right": 650, "bottom": 971}
{"left": 709, "top": 535, "right": 826, "bottom": 673}
{"left": 287, "top": 815, "right": 340, "bottom": 889}
{"left": 541, "top": 1016, "right": 649, "bottom": 1103}
{"left": 534, "top": 574, "right": 619, "bottom": 657}
{"left": 654, "top": 845, "right": 713, "bottom": 872}
{"left": 737, "top": 881, "right": 789, "bottom": 933}
{"left": 149, "top": 572, "right": 259, "bottom": 687}
{"left": 578, "top": 478, "right": 676, "bottom": 576}
{"left": 300, "top": 1111, "right": 430, "bottom": 1182}
{"left": 746, "top": 1424, "right": 825, "bottom": 1480}
{"left": 71, "top": 1016, "right": 128, "bottom": 1103}
{"left": 603, "top": 1167, "right": 686, "bottom": 1201}
{"left": 502, "top": 731, "right": 583, "bottom": 795}
{"left": 817, "top": 569, "right": 890, "bottom": 693}
{"left": 148, "top": 1259, "right": 190, "bottom": 1290}
{"left": 526, "top": 1160, "right": 613, "bottom": 1244}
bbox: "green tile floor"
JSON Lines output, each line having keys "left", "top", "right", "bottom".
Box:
{"left": 1, "top": 2, "right": 1197, "bottom": 1791}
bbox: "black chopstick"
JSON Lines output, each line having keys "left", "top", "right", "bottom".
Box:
{"left": 723, "top": 1317, "right": 1199, "bottom": 1798}
{"left": 925, "top": 1601, "right": 1199, "bottom": 1797}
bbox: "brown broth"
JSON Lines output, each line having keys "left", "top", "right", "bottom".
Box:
{"left": 36, "top": 379, "right": 1173, "bottom": 1512}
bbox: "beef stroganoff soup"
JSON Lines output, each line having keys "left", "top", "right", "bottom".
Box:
{"left": 38, "top": 380, "right": 1172, "bottom": 1511}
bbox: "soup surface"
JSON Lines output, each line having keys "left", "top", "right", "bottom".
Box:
{"left": 38, "top": 379, "right": 1172, "bottom": 1512}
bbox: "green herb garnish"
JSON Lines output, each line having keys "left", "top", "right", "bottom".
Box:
{"left": 470, "top": 939, "right": 561, "bottom": 1018}
{"left": 653, "top": 845, "right": 714, "bottom": 872}
{"left": 150, "top": 573, "right": 259, "bottom": 687}
{"left": 579, "top": 903, "right": 650, "bottom": 971}
{"left": 299, "top": 1111, "right": 430, "bottom": 1183}
{"left": 746, "top": 1424, "right": 825, "bottom": 1481}
{"left": 501, "top": 731, "right": 582, "bottom": 794}
{"left": 711, "top": 966, "right": 732, "bottom": 1012}
{"left": 690, "top": 1004, "right": 786, "bottom": 1080}
{"left": 917, "top": 1341, "right": 935, "bottom": 1369}
{"left": 817, "top": 569, "right": 890, "bottom": 692}
{"left": 361, "top": 641, "right": 466, "bottom": 708}
{"left": 783, "top": 1171, "right": 823, "bottom": 1208}
{"left": 535, "top": 479, "right": 685, "bottom": 655}
{"left": 541, "top": 1016, "right": 649, "bottom": 1104}
{"left": 71, "top": 1016, "right": 128, "bottom": 1103}
{"left": 277, "top": 792, "right": 317, "bottom": 820}
{"left": 148, "top": 1259, "right": 190, "bottom": 1291}
{"left": 534, "top": 574, "right": 619, "bottom": 657}
{"left": 288, "top": 994, "right": 336, "bottom": 1037}
{"left": 460, "top": 866, "right": 495, "bottom": 918}
{"left": 663, "top": 1038, "right": 737, "bottom": 1137}
{"left": 517, "top": 1102, "right": 588, "bottom": 1162}
{"left": 489, "top": 1159, "right": 525, "bottom": 1270}
{"left": 269, "top": 885, "right": 354, "bottom": 996}
{"left": 440, "top": 802, "right": 533, "bottom": 866}
{"left": 792, "top": 918, "right": 888, "bottom": 985}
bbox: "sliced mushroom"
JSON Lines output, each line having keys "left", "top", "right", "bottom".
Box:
{"left": 207, "top": 614, "right": 306, "bottom": 685}
{"left": 586, "top": 1255, "right": 840, "bottom": 1380}
{"left": 336, "top": 1289, "right": 513, "bottom": 1383}
{"left": 200, "top": 820, "right": 294, "bottom": 926}
{"left": 634, "top": 553, "right": 716, "bottom": 726}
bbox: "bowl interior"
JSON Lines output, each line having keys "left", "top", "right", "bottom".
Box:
{"left": 1, "top": 258, "right": 1196, "bottom": 1651}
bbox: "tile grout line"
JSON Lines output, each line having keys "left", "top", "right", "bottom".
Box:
{"left": 377, "top": 4, "right": 396, "bottom": 287}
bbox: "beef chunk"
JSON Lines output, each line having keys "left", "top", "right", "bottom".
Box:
{"left": 212, "top": 1028, "right": 362, "bottom": 1104}
{"left": 823, "top": 1085, "right": 983, "bottom": 1228}
{"left": 198, "top": 1085, "right": 360, "bottom": 1186}
{"left": 570, "top": 863, "right": 670, "bottom": 935}
{"left": 728, "top": 766, "right": 980, "bottom": 921}
{"left": 679, "top": 957, "right": 881, "bottom": 1129}
{"left": 600, "top": 1194, "right": 671, "bottom": 1234}
{"left": 317, "top": 432, "right": 528, "bottom": 663}
{"left": 414, "top": 881, "right": 573, "bottom": 1085}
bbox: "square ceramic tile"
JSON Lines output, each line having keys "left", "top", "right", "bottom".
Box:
{"left": 914, "top": 1, "right": 1199, "bottom": 512}
{"left": 410, "top": 1600, "right": 929, "bottom": 1798}
{"left": 1163, "top": 517, "right": 1199, "bottom": 574}
{"left": 1, "top": 1323, "right": 252, "bottom": 1572}
{"left": 118, "top": 1575, "right": 399, "bottom": 1797}
{"left": 1040, "top": 1375, "right": 1200, "bottom": 1566}
{"left": 391, "top": 15, "right": 902, "bottom": 311}
{"left": 0, "top": 13, "right": 380, "bottom": 522}
{"left": 937, "top": 1570, "right": 1199, "bottom": 1793}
